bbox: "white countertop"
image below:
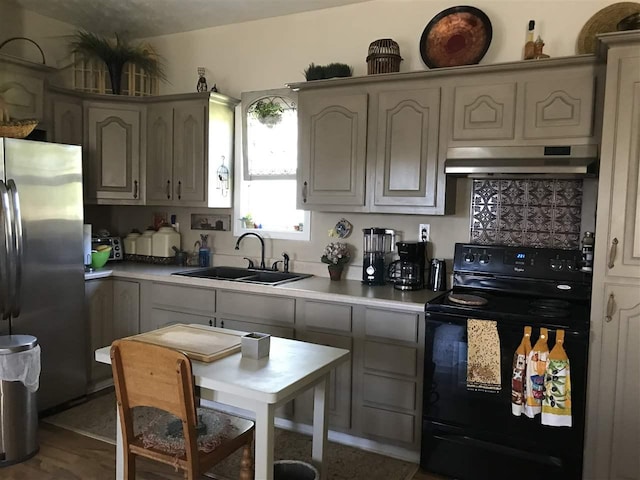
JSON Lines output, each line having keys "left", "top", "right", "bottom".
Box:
{"left": 85, "top": 262, "right": 442, "bottom": 312}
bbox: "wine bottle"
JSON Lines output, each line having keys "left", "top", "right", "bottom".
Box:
{"left": 524, "top": 20, "right": 535, "bottom": 60}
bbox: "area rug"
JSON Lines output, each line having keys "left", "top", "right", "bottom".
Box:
{"left": 44, "top": 391, "right": 418, "bottom": 480}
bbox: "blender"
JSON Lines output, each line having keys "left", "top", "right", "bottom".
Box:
{"left": 362, "top": 228, "right": 396, "bottom": 285}
{"left": 388, "top": 241, "right": 427, "bottom": 290}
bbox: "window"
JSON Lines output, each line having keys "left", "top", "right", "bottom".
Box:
{"left": 234, "top": 89, "right": 310, "bottom": 240}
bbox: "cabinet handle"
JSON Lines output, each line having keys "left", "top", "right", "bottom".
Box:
{"left": 166, "top": 180, "right": 171, "bottom": 199}
{"left": 133, "top": 180, "right": 138, "bottom": 199}
{"left": 608, "top": 238, "right": 618, "bottom": 269}
{"left": 302, "top": 181, "right": 308, "bottom": 203}
{"left": 605, "top": 293, "right": 615, "bottom": 322}
{"left": 177, "top": 181, "right": 182, "bottom": 200}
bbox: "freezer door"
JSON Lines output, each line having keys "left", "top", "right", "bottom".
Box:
{"left": 3, "top": 138, "right": 87, "bottom": 410}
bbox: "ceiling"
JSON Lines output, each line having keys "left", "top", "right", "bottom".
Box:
{"left": 12, "top": 0, "right": 374, "bottom": 38}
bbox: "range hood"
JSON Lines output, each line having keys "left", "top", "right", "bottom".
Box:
{"left": 445, "top": 145, "right": 598, "bottom": 176}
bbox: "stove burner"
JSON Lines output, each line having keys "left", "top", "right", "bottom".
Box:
{"left": 531, "top": 298, "right": 572, "bottom": 309}
{"left": 529, "top": 307, "right": 571, "bottom": 318}
{"left": 447, "top": 293, "right": 488, "bottom": 306}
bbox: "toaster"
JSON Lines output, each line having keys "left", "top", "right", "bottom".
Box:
{"left": 91, "top": 236, "right": 123, "bottom": 261}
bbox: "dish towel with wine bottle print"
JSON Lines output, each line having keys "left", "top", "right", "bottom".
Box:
{"left": 524, "top": 327, "right": 549, "bottom": 418}
{"left": 542, "top": 329, "right": 572, "bottom": 427}
{"left": 466, "top": 319, "right": 501, "bottom": 393}
{"left": 511, "top": 326, "right": 533, "bottom": 416}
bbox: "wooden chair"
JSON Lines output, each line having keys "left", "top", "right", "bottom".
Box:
{"left": 110, "top": 339, "right": 254, "bottom": 480}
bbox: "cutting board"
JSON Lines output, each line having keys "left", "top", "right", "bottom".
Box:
{"left": 130, "top": 324, "right": 243, "bottom": 362}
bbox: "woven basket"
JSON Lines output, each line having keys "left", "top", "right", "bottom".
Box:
{"left": 366, "top": 38, "right": 403, "bottom": 75}
{"left": 0, "top": 120, "right": 39, "bottom": 139}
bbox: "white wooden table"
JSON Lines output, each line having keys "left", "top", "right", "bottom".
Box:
{"left": 95, "top": 327, "right": 350, "bottom": 480}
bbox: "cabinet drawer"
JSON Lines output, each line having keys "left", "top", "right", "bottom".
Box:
{"left": 150, "top": 308, "right": 212, "bottom": 331}
{"left": 217, "top": 291, "right": 294, "bottom": 325}
{"left": 363, "top": 373, "right": 416, "bottom": 411}
{"left": 363, "top": 341, "right": 417, "bottom": 376}
{"left": 217, "top": 317, "right": 294, "bottom": 339}
{"left": 151, "top": 283, "right": 214, "bottom": 314}
{"left": 304, "top": 301, "right": 352, "bottom": 332}
{"left": 364, "top": 308, "right": 418, "bottom": 343}
{"left": 361, "top": 406, "right": 415, "bottom": 443}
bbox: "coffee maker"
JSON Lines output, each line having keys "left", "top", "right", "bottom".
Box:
{"left": 388, "top": 241, "right": 427, "bottom": 290}
{"left": 362, "top": 228, "right": 396, "bottom": 285}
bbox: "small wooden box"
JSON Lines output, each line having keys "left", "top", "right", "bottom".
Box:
{"left": 241, "top": 332, "right": 271, "bottom": 359}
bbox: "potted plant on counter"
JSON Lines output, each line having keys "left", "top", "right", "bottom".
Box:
{"left": 321, "top": 242, "right": 351, "bottom": 281}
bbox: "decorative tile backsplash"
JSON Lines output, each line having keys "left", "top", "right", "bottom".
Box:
{"left": 471, "top": 179, "right": 583, "bottom": 249}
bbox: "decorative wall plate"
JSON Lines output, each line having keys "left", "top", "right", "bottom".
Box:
{"left": 419, "top": 6, "right": 492, "bottom": 69}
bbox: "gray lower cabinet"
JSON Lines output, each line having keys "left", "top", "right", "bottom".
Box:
{"left": 294, "top": 299, "right": 353, "bottom": 431}
{"left": 141, "top": 282, "right": 215, "bottom": 332}
{"left": 113, "top": 279, "right": 140, "bottom": 338}
{"left": 85, "top": 278, "right": 114, "bottom": 385}
{"left": 353, "top": 307, "right": 423, "bottom": 448}
{"left": 215, "top": 290, "right": 295, "bottom": 338}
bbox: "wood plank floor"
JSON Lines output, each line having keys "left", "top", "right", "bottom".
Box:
{"left": 2, "top": 423, "right": 444, "bottom": 479}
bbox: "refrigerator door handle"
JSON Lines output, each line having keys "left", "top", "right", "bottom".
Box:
{"left": 7, "top": 179, "right": 23, "bottom": 317}
{"left": 0, "top": 180, "right": 15, "bottom": 320}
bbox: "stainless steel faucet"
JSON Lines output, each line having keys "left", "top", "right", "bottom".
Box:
{"left": 235, "top": 232, "right": 266, "bottom": 269}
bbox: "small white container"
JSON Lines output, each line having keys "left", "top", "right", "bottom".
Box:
{"left": 241, "top": 332, "right": 271, "bottom": 359}
{"left": 123, "top": 231, "right": 141, "bottom": 255}
{"left": 152, "top": 226, "right": 181, "bottom": 257}
{"left": 135, "top": 228, "right": 155, "bottom": 256}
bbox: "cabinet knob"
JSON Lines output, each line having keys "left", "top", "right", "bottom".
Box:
{"left": 608, "top": 238, "right": 618, "bottom": 269}
{"left": 208, "top": 319, "right": 213, "bottom": 327}
{"left": 302, "top": 181, "right": 308, "bottom": 203}
{"left": 133, "top": 180, "right": 138, "bottom": 199}
{"left": 166, "top": 180, "right": 171, "bottom": 199}
{"left": 605, "top": 292, "right": 615, "bottom": 322}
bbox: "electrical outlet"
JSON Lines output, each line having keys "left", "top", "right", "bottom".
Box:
{"left": 419, "top": 224, "right": 430, "bottom": 242}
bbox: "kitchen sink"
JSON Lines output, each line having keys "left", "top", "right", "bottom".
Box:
{"left": 172, "top": 266, "right": 311, "bottom": 285}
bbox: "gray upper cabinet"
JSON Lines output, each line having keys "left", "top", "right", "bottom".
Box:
{"left": 297, "top": 89, "right": 368, "bottom": 210}
{"left": 371, "top": 85, "right": 441, "bottom": 211}
{"left": 0, "top": 54, "right": 53, "bottom": 123}
{"left": 146, "top": 99, "right": 207, "bottom": 205}
{"left": 49, "top": 90, "right": 83, "bottom": 145}
{"left": 447, "top": 58, "right": 600, "bottom": 147}
{"left": 146, "top": 93, "right": 237, "bottom": 208}
{"left": 85, "top": 101, "right": 145, "bottom": 204}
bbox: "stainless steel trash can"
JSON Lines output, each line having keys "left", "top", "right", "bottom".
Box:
{"left": 274, "top": 460, "right": 319, "bottom": 480}
{"left": 0, "top": 335, "right": 39, "bottom": 467}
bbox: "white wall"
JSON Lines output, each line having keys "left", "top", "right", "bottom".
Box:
{"left": 145, "top": 0, "right": 612, "bottom": 98}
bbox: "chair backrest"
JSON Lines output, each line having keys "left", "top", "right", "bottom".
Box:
{"left": 110, "top": 339, "right": 199, "bottom": 461}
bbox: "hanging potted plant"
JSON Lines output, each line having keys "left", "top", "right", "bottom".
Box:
{"left": 69, "top": 31, "right": 166, "bottom": 95}
{"left": 251, "top": 99, "right": 284, "bottom": 127}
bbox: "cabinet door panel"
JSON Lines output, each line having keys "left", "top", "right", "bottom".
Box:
{"left": 146, "top": 104, "right": 174, "bottom": 203}
{"left": 113, "top": 279, "right": 140, "bottom": 339}
{"left": 362, "top": 373, "right": 416, "bottom": 410}
{"left": 0, "top": 72, "right": 43, "bottom": 120}
{"left": 361, "top": 406, "right": 414, "bottom": 443}
{"left": 607, "top": 57, "right": 640, "bottom": 279}
{"left": 298, "top": 92, "right": 367, "bottom": 208}
{"left": 173, "top": 101, "right": 206, "bottom": 203}
{"left": 150, "top": 308, "right": 212, "bottom": 331}
{"left": 373, "top": 87, "right": 440, "bottom": 207}
{"left": 217, "top": 317, "right": 293, "bottom": 338}
{"left": 52, "top": 97, "right": 83, "bottom": 145}
{"left": 523, "top": 75, "right": 595, "bottom": 139}
{"left": 303, "top": 300, "right": 352, "bottom": 333}
{"left": 364, "top": 308, "right": 419, "bottom": 343}
{"left": 86, "top": 279, "right": 114, "bottom": 384}
{"left": 151, "top": 283, "right": 214, "bottom": 315}
{"left": 295, "top": 331, "right": 352, "bottom": 429}
{"left": 452, "top": 83, "right": 516, "bottom": 141}
{"left": 87, "top": 105, "right": 142, "bottom": 202}
{"left": 592, "top": 284, "right": 640, "bottom": 480}
{"left": 216, "top": 291, "right": 294, "bottom": 325}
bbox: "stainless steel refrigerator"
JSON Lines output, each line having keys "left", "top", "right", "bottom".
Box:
{"left": 0, "top": 138, "right": 86, "bottom": 411}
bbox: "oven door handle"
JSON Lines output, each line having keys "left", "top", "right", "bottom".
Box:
{"left": 433, "top": 433, "right": 563, "bottom": 466}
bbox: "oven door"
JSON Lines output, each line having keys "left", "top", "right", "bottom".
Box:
{"left": 421, "top": 310, "right": 588, "bottom": 480}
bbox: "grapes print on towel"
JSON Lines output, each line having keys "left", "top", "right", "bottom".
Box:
{"left": 542, "top": 329, "right": 572, "bottom": 427}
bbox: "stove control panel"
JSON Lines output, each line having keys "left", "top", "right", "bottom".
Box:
{"left": 454, "top": 243, "right": 588, "bottom": 281}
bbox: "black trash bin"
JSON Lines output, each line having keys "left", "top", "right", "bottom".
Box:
{"left": 0, "top": 335, "right": 40, "bottom": 467}
{"left": 274, "top": 460, "right": 319, "bottom": 480}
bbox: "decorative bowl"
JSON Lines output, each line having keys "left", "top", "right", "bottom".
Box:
{"left": 91, "top": 248, "right": 111, "bottom": 269}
